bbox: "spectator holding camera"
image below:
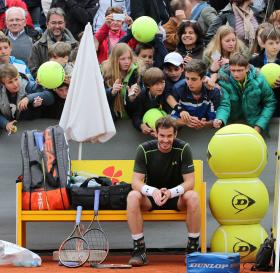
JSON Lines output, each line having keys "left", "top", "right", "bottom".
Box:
{"left": 94, "top": 6, "right": 135, "bottom": 64}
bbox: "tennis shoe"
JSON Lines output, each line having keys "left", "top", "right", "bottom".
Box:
{"left": 128, "top": 238, "right": 148, "bottom": 266}
{"left": 186, "top": 237, "right": 199, "bottom": 254}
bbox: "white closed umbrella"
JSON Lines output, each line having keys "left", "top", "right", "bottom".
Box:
{"left": 59, "top": 23, "right": 116, "bottom": 159}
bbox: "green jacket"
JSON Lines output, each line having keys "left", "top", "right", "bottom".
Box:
{"left": 216, "top": 65, "right": 276, "bottom": 130}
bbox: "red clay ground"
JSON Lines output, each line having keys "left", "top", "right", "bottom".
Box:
{"left": 0, "top": 254, "right": 271, "bottom": 273}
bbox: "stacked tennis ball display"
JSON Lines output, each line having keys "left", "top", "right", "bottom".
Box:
{"left": 208, "top": 124, "right": 269, "bottom": 262}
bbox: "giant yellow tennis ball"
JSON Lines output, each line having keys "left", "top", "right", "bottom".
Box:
{"left": 131, "top": 16, "right": 158, "bottom": 43}
{"left": 260, "top": 63, "right": 280, "bottom": 88}
{"left": 210, "top": 178, "right": 269, "bottom": 225}
{"left": 211, "top": 224, "right": 267, "bottom": 262}
{"left": 208, "top": 124, "right": 267, "bottom": 178}
{"left": 37, "top": 61, "right": 65, "bottom": 89}
{"left": 143, "top": 108, "right": 167, "bottom": 129}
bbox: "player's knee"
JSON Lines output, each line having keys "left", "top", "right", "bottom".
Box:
{"left": 183, "top": 190, "right": 200, "bottom": 208}
{"left": 127, "top": 190, "right": 142, "bottom": 207}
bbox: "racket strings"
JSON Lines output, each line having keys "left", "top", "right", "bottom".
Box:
{"left": 59, "top": 237, "right": 89, "bottom": 265}
{"left": 84, "top": 229, "right": 109, "bottom": 263}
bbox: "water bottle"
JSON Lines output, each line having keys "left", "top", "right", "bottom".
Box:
{"left": 0, "top": 240, "right": 41, "bottom": 267}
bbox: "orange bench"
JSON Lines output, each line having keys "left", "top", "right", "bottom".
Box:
{"left": 16, "top": 160, "right": 207, "bottom": 251}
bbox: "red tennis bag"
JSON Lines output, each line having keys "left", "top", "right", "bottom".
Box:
{"left": 20, "top": 125, "right": 70, "bottom": 210}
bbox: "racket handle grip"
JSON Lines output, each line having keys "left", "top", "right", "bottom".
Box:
{"left": 76, "top": 206, "right": 82, "bottom": 224}
{"left": 94, "top": 189, "right": 100, "bottom": 212}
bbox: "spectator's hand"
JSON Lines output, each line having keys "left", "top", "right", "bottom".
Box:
{"left": 213, "top": 119, "right": 222, "bottom": 128}
{"left": 64, "top": 75, "right": 71, "bottom": 85}
{"left": 254, "top": 125, "right": 262, "bottom": 134}
{"left": 210, "top": 59, "right": 222, "bottom": 73}
{"left": 18, "top": 97, "right": 29, "bottom": 112}
{"left": 220, "top": 57, "right": 229, "bottom": 66}
{"left": 275, "top": 76, "right": 280, "bottom": 88}
{"left": 140, "top": 123, "right": 153, "bottom": 135}
{"left": 185, "top": 115, "right": 201, "bottom": 128}
{"left": 128, "top": 83, "right": 140, "bottom": 101}
{"left": 203, "top": 76, "right": 216, "bottom": 90}
{"left": 112, "top": 79, "right": 122, "bottom": 95}
{"left": 152, "top": 188, "right": 165, "bottom": 206}
{"left": 184, "top": 55, "right": 193, "bottom": 64}
{"left": 125, "top": 15, "right": 133, "bottom": 26}
{"left": 180, "top": 110, "right": 190, "bottom": 122}
{"left": 196, "top": 118, "right": 208, "bottom": 129}
{"left": 6, "top": 120, "right": 17, "bottom": 134}
{"left": 105, "top": 14, "right": 113, "bottom": 26}
{"left": 175, "top": 9, "right": 186, "bottom": 21}
{"left": 33, "top": 96, "right": 43, "bottom": 107}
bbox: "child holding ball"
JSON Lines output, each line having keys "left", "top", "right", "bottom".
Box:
{"left": 250, "top": 26, "right": 280, "bottom": 116}
{"left": 0, "top": 64, "right": 54, "bottom": 134}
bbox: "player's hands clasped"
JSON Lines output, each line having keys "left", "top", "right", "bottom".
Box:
{"left": 152, "top": 188, "right": 171, "bottom": 206}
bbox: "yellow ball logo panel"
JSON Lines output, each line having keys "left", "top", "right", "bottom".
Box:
{"left": 209, "top": 178, "right": 269, "bottom": 224}
{"left": 211, "top": 224, "right": 267, "bottom": 262}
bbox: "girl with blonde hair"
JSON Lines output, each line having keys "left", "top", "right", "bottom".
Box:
{"left": 102, "top": 43, "right": 142, "bottom": 121}
{"left": 203, "top": 25, "right": 250, "bottom": 73}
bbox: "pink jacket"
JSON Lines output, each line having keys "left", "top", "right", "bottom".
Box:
{"left": 95, "top": 23, "right": 136, "bottom": 64}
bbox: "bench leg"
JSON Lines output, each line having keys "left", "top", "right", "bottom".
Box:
{"left": 16, "top": 221, "right": 26, "bottom": 247}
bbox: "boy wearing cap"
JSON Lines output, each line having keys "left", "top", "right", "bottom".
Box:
{"left": 163, "top": 52, "right": 185, "bottom": 112}
{"left": 170, "top": 59, "right": 221, "bottom": 129}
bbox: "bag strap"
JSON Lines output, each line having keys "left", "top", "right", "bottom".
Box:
{"left": 43, "top": 127, "right": 59, "bottom": 187}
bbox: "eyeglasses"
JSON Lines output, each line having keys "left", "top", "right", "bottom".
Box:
{"left": 6, "top": 18, "right": 24, "bottom": 23}
{"left": 49, "top": 21, "right": 65, "bottom": 26}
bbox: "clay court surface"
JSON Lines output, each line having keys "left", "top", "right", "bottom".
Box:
{"left": 0, "top": 254, "right": 269, "bottom": 273}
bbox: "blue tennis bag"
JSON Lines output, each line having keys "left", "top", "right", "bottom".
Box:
{"left": 186, "top": 252, "right": 240, "bottom": 273}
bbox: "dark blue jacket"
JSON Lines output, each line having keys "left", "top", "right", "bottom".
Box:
{"left": 171, "top": 79, "right": 221, "bottom": 120}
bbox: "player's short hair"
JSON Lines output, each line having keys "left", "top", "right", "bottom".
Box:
{"left": 155, "top": 116, "right": 178, "bottom": 134}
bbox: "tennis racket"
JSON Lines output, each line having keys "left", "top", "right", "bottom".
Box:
{"left": 83, "top": 189, "right": 109, "bottom": 264}
{"left": 58, "top": 206, "right": 90, "bottom": 268}
{"left": 92, "top": 263, "right": 132, "bottom": 269}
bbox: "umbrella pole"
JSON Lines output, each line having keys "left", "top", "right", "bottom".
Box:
{"left": 78, "top": 142, "right": 83, "bottom": 160}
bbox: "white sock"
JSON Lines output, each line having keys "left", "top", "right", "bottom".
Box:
{"left": 132, "top": 233, "right": 144, "bottom": 241}
{"left": 188, "top": 232, "right": 200, "bottom": 238}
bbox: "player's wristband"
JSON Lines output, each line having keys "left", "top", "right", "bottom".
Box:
{"left": 141, "top": 185, "right": 157, "bottom": 196}
{"left": 174, "top": 103, "right": 183, "bottom": 113}
{"left": 170, "top": 185, "right": 184, "bottom": 198}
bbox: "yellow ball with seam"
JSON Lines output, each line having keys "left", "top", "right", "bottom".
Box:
{"left": 207, "top": 124, "right": 267, "bottom": 178}
{"left": 211, "top": 224, "right": 267, "bottom": 262}
{"left": 209, "top": 178, "right": 269, "bottom": 225}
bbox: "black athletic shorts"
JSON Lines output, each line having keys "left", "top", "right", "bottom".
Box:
{"left": 148, "top": 196, "right": 180, "bottom": 211}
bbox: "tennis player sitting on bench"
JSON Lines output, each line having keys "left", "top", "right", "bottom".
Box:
{"left": 126, "top": 116, "right": 201, "bottom": 266}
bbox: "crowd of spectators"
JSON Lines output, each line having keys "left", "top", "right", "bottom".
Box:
{"left": 0, "top": 0, "right": 279, "bottom": 136}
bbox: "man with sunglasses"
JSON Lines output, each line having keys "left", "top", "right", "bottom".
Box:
{"left": 28, "top": 7, "right": 78, "bottom": 77}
